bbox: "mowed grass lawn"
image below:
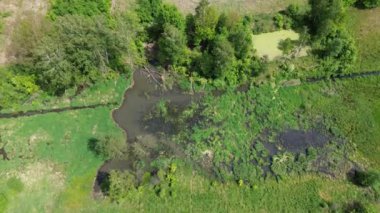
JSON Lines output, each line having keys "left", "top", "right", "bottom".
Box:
{"left": 347, "top": 7, "right": 380, "bottom": 72}
{"left": 165, "top": 0, "right": 308, "bottom": 14}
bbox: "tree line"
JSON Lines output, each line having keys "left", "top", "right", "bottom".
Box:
{"left": 1, "top": 0, "right": 379, "bottom": 109}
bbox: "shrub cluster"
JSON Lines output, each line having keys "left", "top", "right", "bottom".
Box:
{"left": 136, "top": 0, "right": 265, "bottom": 85}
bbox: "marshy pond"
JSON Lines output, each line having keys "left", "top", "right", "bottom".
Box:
{"left": 94, "top": 70, "right": 200, "bottom": 193}
{"left": 94, "top": 69, "right": 343, "bottom": 194}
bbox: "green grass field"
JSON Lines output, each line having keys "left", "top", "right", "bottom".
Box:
{"left": 165, "top": 0, "right": 308, "bottom": 14}
{"left": 0, "top": 76, "right": 130, "bottom": 212}
{"left": 1, "top": 72, "right": 379, "bottom": 212}
{"left": 347, "top": 7, "right": 380, "bottom": 72}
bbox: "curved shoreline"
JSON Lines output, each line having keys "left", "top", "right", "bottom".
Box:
{"left": 110, "top": 71, "right": 136, "bottom": 142}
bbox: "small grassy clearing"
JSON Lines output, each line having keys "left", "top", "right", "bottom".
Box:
{"left": 252, "top": 30, "right": 307, "bottom": 60}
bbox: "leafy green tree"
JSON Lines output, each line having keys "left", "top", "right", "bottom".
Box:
{"left": 157, "top": 24, "right": 188, "bottom": 67}
{"left": 92, "top": 136, "right": 127, "bottom": 160}
{"left": 155, "top": 4, "right": 185, "bottom": 31}
{"left": 309, "top": 0, "right": 346, "bottom": 35}
{"left": 357, "top": 0, "right": 380, "bottom": 8}
{"left": 316, "top": 26, "right": 357, "bottom": 74}
{"left": 342, "top": 0, "right": 358, "bottom": 6}
{"left": 216, "top": 12, "right": 242, "bottom": 35}
{"left": 136, "top": 0, "right": 163, "bottom": 25}
{"left": 108, "top": 170, "right": 137, "bottom": 202}
{"left": 209, "top": 35, "right": 236, "bottom": 79}
{"left": 0, "top": 68, "right": 39, "bottom": 110}
{"left": 228, "top": 23, "right": 254, "bottom": 59}
{"left": 279, "top": 38, "right": 296, "bottom": 55}
{"left": 354, "top": 171, "right": 380, "bottom": 187}
{"left": 50, "top": 0, "right": 111, "bottom": 17}
{"left": 21, "top": 15, "right": 142, "bottom": 94}
{"left": 193, "top": 0, "right": 219, "bottom": 46}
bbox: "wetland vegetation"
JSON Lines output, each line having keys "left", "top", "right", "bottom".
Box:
{"left": 0, "top": 0, "right": 379, "bottom": 212}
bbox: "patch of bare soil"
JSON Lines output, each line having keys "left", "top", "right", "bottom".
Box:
{"left": 0, "top": 0, "right": 48, "bottom": 65}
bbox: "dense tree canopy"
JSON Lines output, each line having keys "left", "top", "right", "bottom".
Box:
{"left": 309, "top": 0, "right": 357, "bottom": 74}
{"left": 309, "top": 0, "right": 346, "bottom": 36}
{"left": 157, "top": 24, "right": 188, "bottom": 67}
{"left": 50, "top": 0, "right": 110, "bottom": 17}
{"left": 18, "top": 14, "right": 142, "bottom": 95}
{"left": 192, "top": 0, "right": 219, "bottom": 46}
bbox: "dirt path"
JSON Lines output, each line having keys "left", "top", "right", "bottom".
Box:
{"left": 0, "top": 0, "right": 48, "bottom": 65}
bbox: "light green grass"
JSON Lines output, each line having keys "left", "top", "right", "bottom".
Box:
{"left": 347, "top": 7, "right": 380, "bottom": 72}
{"left": 1, "top": 74, "right": 380, "bottom": 212}
{"left": 165, "top": 0, "right": 308, "bottom": 14}
{"left": 252, "top": 30, "right": 306, "bottom": 60}
{"left": 0, "top": 75, "right": 130, "bottom": 212}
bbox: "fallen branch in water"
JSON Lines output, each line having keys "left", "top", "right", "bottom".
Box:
{"left": 142, "top": 66, "right": 163, "bottom": 87}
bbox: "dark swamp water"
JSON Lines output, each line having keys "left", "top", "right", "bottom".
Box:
{"left": 94, "top": 70, "right": 200, "bottom": 193}
{"left": 93, "top": 70, "right": 349, "bottom": 194}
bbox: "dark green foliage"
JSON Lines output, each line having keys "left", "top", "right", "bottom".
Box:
{"left": 279, "top": 38, "right": 296, "bottom": 55}
{"left": 20, "top": 15, "right": 142, "bottom": 95}
{"left": 284, "top": 4, "right": 308, "bottom": 29}
{"left": 208, "top": 36, "right": 236, "bottom": 79}
{"left": 314, "top": 26, "right": 357, "bottom": 74}
{"left": 154, "top": 163, "right": 178, "bottom": 198}
{"left": 357, "top": 0, "right": 380, "bottom": 8}
{"left": 91, "top": 136, "right": 127, "bottom": 160}
{"left": 252, "top": 14, "right": 277, "bottom": 34}
{"left": 155, "top": 4, "right": 185, "bottom": 31}
{"left": 193, "top": 0, "right": 219, "bottom": 46}
{"left": 50, "top": 0, "right": 110, "bottom": 17}
{"left": 273, "top": 13, "right": 292, "bottom": 30}
{"left": 157, "top": 24, "right": 188, "bottom": 67}
{"left": 309, "top": 0, "right": 357, "bottom": 75}
{"left": 309, "top": 0, "right": 346, "bottom": 36}
{"left": 108, "top": 170, "right": 137, "bottom": 201}
{"left": 354, "top": 171, "right": 380, "bottom": 187}
{"left": 136, "top": 0, "right": 185, "bottom": 41}
{"left": 136, "top": 0, "right": 163, "bottom": 25}
{"left": 342, "top": 0, "right": 358, "bottom": 6}
{"left": 228, "top": 23, "right": 254, "bottom": 59}
{"left": 344, "top": 202, "right": 368, "bottom": 213}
